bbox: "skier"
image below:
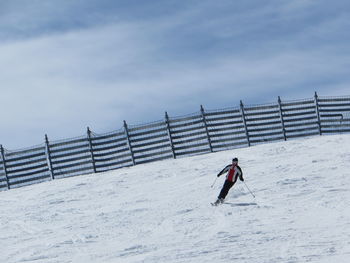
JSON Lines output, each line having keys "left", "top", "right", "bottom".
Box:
{"left": 212, "top": 157, "right": 244, "bottom": 205}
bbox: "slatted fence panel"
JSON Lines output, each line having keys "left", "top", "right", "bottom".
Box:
{"left": 0, "top": 159, "right": 8, "bottom": 190}
{"left": 4, "top": 145, "right": 51, "bottom": 188}
{"left": 128, "top": 121, "right": 173, "bottom": 164}
{"left": 244, "top": 103, "right": 284, "bottom": 145}
{"left": 204, "top": 107, "right": 247, "bottom": 151}
{"left": 318, "top": 96, "right": 350, "bottom": 134}
{"left": 90, "top": 129, "right": 133, "bottom": 172}
{"left": 281, "top": 98, "right": 319, "bottom": 139}
{"left": 1, "top": 94, "right": 350, "bottom": 191}
{"left": 168, "top": 113, "right": 211, "bottom": 157}
{"left": 49, "top": 136, "right": 94, "bottom": 178}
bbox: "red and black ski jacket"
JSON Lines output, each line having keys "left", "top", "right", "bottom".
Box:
{"left": 217, "top": 164, "right": 244, "bottom": 183}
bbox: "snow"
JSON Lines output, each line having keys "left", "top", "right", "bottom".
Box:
{"left": 1, "top": 134, "right": 350, "bottom": 263}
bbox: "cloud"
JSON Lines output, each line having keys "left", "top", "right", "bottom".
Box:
{"left": 0, "top": 0, "right": 349, "bottom": 149}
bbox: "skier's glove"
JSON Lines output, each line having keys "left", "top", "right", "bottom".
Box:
{"left": 240, "top": 178, "right": 244, "bottom": 182}
{"left": 217, "top": 174, "right": 220, "bottom": 178}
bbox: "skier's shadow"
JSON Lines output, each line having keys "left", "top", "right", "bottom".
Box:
{"left": 224, "top": 202, "right": 257, "bottom": 207}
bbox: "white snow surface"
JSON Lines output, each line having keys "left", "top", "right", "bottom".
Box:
{"left": 1, "top": 134, "right": 350, "bottom": 263}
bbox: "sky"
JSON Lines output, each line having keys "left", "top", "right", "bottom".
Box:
{"left": 0, "top": 0, "right": 350, "bottom": 149}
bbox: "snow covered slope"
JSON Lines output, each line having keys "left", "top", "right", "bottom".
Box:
{"left": 1, "top": 134, "right": 350, "bottom": 263}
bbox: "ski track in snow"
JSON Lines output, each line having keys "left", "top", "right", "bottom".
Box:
{"left": 1, "top": 134, "right": 350, "bottom": 263}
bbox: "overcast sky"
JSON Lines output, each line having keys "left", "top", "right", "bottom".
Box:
{"left": 1, "top": 0, "right": 350, "bottom": 149}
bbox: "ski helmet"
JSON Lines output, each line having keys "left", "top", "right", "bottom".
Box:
{"left": 232, "top": 157, "right": 238, "bottom": 162}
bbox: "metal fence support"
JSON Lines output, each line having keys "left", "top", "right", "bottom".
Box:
{"left": 314, "top": 92, "right": 322, "bottom": 135}
{"left": 165, "top": 112, "right": 176, "bottom": 159}
{"left": 200, "top": 105, "right": 213, "bottom": 152}
{"left": 124, "top": 120, "right": 136, "bottom": 165}
{"left": 240, "top": 100, "right": 251, "bottom": 146}
{"left": 278, "top": 96, "right": 287, "bottom": 141}
{"left": 87, "top": 127, "right": 97, "bottom": 173}
{"left": 0, "top": 145, "right": 10, "bottom": 189}
{"left": 45, "top": 134, "right": 55, "bottom": 180}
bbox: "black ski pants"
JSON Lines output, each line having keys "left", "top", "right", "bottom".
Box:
{"left": 218, "top": 180, "right": 235, "bottom": 199}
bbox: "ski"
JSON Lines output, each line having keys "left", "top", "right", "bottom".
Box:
{"left": 211, "top": 200, "right": 224, "bottom": 206}
{"left": 211, "top": 197, "right": 225, "bottom": 206}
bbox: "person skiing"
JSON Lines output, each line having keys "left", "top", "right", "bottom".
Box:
{"left": 212, "top": 157, "right": 244, "bottom": 205}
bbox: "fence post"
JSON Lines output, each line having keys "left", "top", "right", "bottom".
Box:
{"left": 0, "top": 145, "right": 10, "bottom": 190}
{"left": 278, "top": 96, "right": 287, "bottom": 141}
{"left": 240, "top": 100, "right": 250, "bottom": 146}
{"left": 165, "top": 112, "right": 176, "bottom": 159}
{"left": 314, "top": 92, "right": 322, "bottom": 135}
{"left": 200, "top": 105, "right": 213, "bottom": 152}
{"left": 45, "top": 134, "right": 55, "bottom": 180}
{"left": 87, "top": 127, "right": 97, "bottom": 173}
{"left": 124, "top": 120, "right": 136, "bottom": 165}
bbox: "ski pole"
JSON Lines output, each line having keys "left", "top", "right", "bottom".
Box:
{"left": 243, "top": 181, "right": 255, "bottom": 198}
{"left": 210, "top": 177, "right": 218, "bottom": 188}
